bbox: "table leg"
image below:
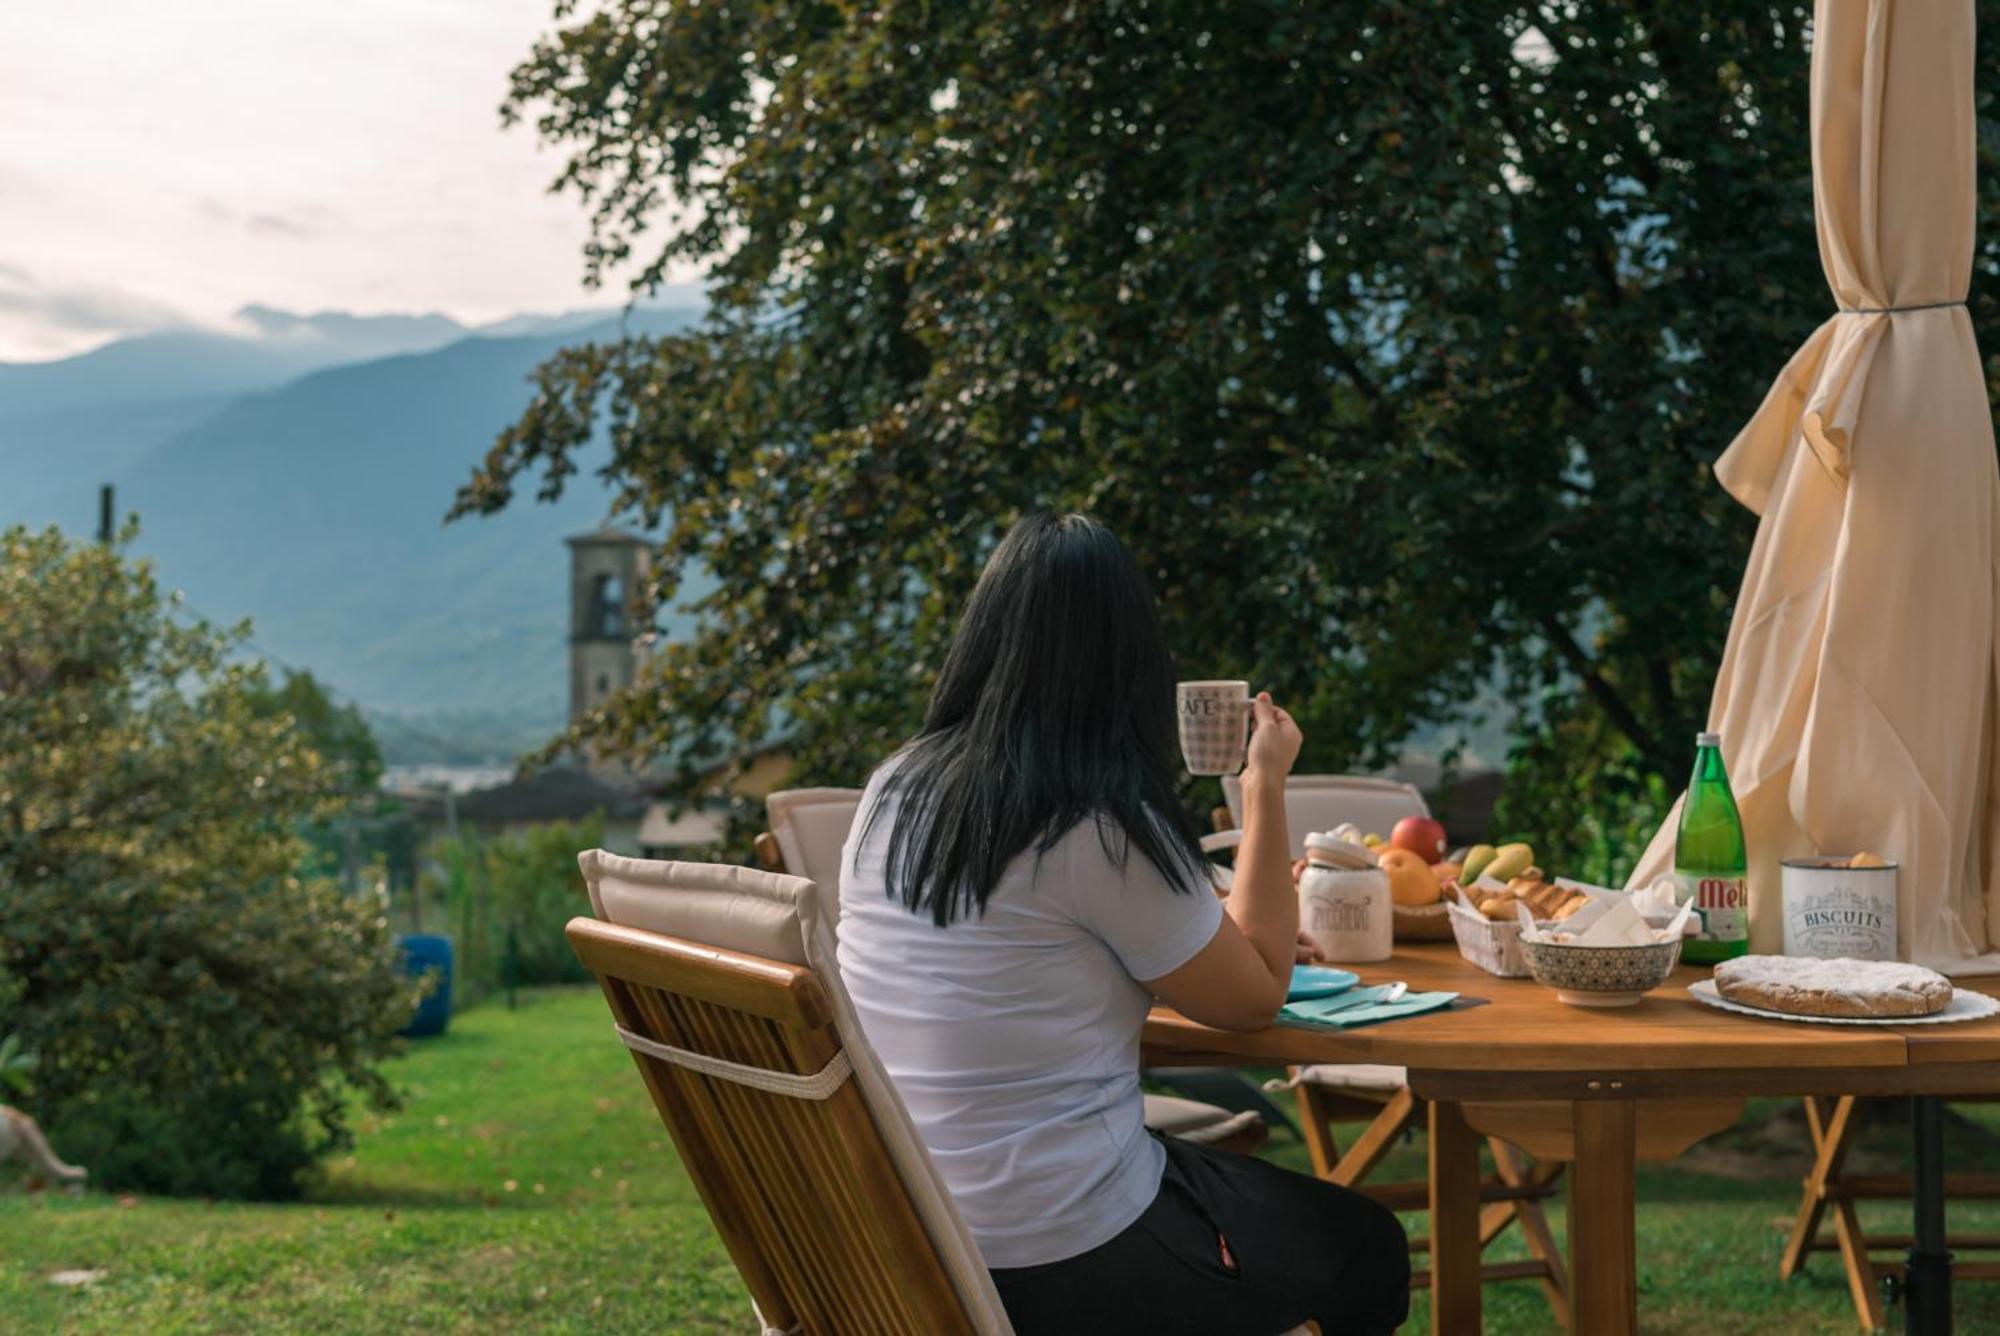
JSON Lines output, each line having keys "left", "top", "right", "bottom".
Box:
{"left": 1570, "top": 1099, "right": 1638, "bottom": 1336}
{"left": 1428, "top": 1099, "right": 1482, "bottom": 1336}
{"left": 1905, "top": 1094, "right": 1952, "bottom": 1335}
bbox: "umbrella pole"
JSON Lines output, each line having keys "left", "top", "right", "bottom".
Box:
{"left": 1905, "top": 1095, "right": 1952, "bottom": 1334}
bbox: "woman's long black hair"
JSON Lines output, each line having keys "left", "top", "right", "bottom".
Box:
{"left": 870, "top": 511, "right": 1211, "bottom": 925}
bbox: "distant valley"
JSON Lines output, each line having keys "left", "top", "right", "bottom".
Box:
{"left": 1, "top": 305, "right": 701, "bottom": 762}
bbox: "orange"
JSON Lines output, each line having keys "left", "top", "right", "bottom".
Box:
{"left": 1377, "top": 847, "right": 1442, "bottom": 907}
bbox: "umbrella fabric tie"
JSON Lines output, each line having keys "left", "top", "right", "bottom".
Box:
{"left": 1838, "top": 299, "right": 1966, "bottom": 314}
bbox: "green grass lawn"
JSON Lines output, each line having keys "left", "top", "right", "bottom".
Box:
{"left": 5, "top": 986, "right": 2000, "bottom": 1333}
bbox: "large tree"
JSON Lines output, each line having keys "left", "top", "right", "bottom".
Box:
{"left": 459, "top": 3, "right": 2000, "bottom": 873}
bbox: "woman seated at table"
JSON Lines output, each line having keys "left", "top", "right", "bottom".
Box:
{"left": 838, "top": 512, "right": 1409, "bottom": 1336}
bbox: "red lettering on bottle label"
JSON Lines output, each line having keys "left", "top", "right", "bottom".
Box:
{"left": 1697, "top": 877, "right": 1746, "bottom": 911}
{"left": 1676, "top": 872, "right": 1748, "bottom": 943}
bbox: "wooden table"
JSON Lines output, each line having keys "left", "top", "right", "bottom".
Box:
{"left": 1142, "top": 944, "right": 2000, "bottom": 1335}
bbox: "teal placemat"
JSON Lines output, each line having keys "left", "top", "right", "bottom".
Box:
{"left": 1278, "top": 984, "right": 1458, "bottom": 1030}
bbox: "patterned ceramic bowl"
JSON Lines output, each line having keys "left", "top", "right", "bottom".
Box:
{"left": 1517, "top": 935, "right": 1683, "bottom": 1007}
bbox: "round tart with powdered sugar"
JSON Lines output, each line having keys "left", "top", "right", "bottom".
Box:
{"left": 1712, "top": 955, "right": 1953, "bottom": 1019}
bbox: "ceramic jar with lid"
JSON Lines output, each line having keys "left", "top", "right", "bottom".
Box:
{"left": 1298, "top": 832, "right": 1393, "bottom": 963}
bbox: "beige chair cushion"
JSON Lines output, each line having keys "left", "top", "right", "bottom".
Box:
{"left": 584, "top": 854, "right": 810, "bottom": 966}
{"left": 1296, "top": 1063, "right": 1409, "bottom": 1093}
{"left": 1220, "top": 774, "right": 1431, "bottom": 858}
{"left": 578, "top": 849, "right": 1014, "bottom": 1335}
{"left": 765, "top": 787, "right": 864, "bottom": 928}
{"left": 1141, "top": 1094, "right": 1265, "bottom": 1147}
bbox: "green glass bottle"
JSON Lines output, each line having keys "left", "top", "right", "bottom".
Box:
{"left": 1675, "top": 731, "right": 1749, "bottom": 965}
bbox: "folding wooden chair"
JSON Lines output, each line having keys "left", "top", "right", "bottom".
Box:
{"left": 754, "top": 789, "right": 1267, "bottom": 1156}
{"left": 571, "top": 851, "right": 1014, "bottom": 1333}
{"left": 1215, "top": 775, "right": 1571, "bottom": 1326}
{"left": 1781, "top": 1095, "right": 2000, "bottom": 1330}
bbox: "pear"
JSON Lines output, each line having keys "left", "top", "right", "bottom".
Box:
{"left": 1485, "top": 842, "right": 1536, "bottom": 883}
{"left": 1459, "top": 844, "right": 1498, "bottom": 884}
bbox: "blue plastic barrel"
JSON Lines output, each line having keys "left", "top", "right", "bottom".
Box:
{"left": 398, "top": 933, "right": 454, "bottom": 1038}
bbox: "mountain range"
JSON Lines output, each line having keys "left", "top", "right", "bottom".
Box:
{"left": 1, "top": 304, "right": 701, "bottom": 759}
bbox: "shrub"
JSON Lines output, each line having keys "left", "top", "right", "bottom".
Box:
{"left": 420, "top": 816, "right": 602, "bottom": 1007}
{"left": 0, "top": 526, "right": 414, "bottom": 1198}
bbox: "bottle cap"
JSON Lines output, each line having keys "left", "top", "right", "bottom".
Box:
{"left": 1696, "top": 731, "right": 1721, "bottom": 748}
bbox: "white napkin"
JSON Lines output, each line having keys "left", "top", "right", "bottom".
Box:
{"left": 1662, "top": 896, "right": 1696, "bottom": 940}
{"left": 1633, "top": 877, "right": 1684, "bottom": 917}
{"left": 1577, "top": 897, "right": 1653, "bottom": 945}
{"left": 1522, "top": 893, "right": 1689, "bottom": 946}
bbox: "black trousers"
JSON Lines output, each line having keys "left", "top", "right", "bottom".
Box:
{"left": 989, "top": 1134, "right": 1410, "bottom": 1336}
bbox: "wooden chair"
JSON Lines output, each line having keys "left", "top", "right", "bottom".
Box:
{"left": 1214, "top": 775, "right": 1571, "bottom": 1326}
{"left": 571, "top": 850, "right": 1014, "bottom": 1333}
{"left": 1781, "top": 1095, "right": 2000, "bottom": 1329}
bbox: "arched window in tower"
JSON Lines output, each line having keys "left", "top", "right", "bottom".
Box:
{"left": 585, "top": 572, "right": 626, "bottom": 638}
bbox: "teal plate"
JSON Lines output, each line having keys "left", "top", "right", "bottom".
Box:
{"left": 1287, "top": 964, "right": 1361, "bottom": 1001}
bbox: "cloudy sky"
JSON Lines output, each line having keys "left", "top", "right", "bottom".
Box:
{"left": 0, "top": 0, "right": 687, "bottom": 361}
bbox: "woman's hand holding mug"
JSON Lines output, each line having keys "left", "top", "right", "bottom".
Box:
{"left": 1244, "top": 691, "right": 1301, "bottom": 786}
{"left": 1176, "top": 681, "right": 1301, "bottom": 779}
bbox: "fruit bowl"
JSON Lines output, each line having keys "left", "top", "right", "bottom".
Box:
{"left": 1517, "top": 935, "right": 1683, "bottom": 1008}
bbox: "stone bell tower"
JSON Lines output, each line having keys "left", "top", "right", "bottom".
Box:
{"left": 566, "top": 526, "right": 649, "bottom": 724}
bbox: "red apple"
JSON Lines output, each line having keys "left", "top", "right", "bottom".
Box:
{"left": 1389, "top": 815, "right": 1448, "bottom": 862}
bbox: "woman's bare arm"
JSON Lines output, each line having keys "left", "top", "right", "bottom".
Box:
{"left": 1144, "top": 694, "right": 1300, "bottom": 1030}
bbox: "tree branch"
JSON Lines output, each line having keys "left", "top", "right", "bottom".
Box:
{"left": 1538, "top": 613, "right": 1673, "bottom": 780}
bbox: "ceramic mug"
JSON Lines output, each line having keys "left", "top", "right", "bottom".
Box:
{"left": 1177, "top": 680, "right": 1252, "bottom": 775}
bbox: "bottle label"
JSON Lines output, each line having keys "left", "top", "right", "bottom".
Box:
{"left": 1676, "top": 870, "right": 1748, "bottom": 943}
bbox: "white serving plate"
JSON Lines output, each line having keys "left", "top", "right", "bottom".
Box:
{"left": 1687, "top": 979, "right": 2000, "bottom": 1026}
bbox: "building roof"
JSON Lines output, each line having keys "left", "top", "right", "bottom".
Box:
{"left": 449, "top": 764, "right": 650, "bottom": 824}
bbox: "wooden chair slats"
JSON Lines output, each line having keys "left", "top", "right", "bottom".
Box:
{"left": 600, "top": 976, "right": 801, "bottom": 1331}
{"left": 576, "top": 918, "right": 979, "bottom": 1336}
{"left": 680, "top": 1001, "right": 885, "bottom": 1329}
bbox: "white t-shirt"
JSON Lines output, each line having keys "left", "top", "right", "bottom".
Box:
{"left": 836, "top": 764, "right": 1224, "bottom": 1269}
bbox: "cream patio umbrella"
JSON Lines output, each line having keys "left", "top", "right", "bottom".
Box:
{"left": 1627, "top": 0, "right": 2000, "bottom": 972}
